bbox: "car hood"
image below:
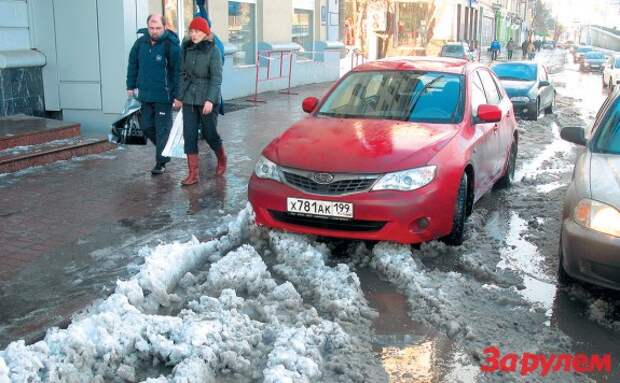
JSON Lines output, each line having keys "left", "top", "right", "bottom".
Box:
{"left": 264, "top": 117, "right": 459, "bottom": 173}
{"left": 500, "top": 80, "right": 536, "bottom": 98}
{"left": 590, "top": 153, "right": 620, "bottom": 210}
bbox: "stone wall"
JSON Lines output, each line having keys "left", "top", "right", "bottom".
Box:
{"left": 0, "top": 67, "right": 45, "bottom": 117}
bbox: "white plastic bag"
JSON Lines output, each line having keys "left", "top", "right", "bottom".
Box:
{"left": 163, "top": 111, "right": 186, "bottom": 159}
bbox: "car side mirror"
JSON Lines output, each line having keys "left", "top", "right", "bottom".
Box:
{"left": 477, "top": 104, "right": 502, "bottom": 123}
{"left": 539, "top": 80, "right": 550, "bottom": 87}
{"left": 560, "top": 126, "right": 587, "bottom": 146}
{"left": 302, "top": 97, "right": 319, "bottom": 113}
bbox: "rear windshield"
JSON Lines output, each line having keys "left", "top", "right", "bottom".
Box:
{"left": 440, "top": 45, "right": 464, "bottom": 57}
{"left": 491, "top": 63, "right": 536, "bottom": 81}
{"left": 585, "top": 52, "right": 604, "bottom": 59}
{"left": 592, "top": 98, "right": 620, "bottom": 155}
{"left": 318, "top": 70, "right": 464, "bottom": 124}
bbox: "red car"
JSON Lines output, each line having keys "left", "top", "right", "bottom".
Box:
{"left": 248, "top": 57, "right": 518, "bottom": 245}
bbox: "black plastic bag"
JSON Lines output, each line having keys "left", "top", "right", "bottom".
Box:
{"left": 109, "top": 97, "right": 147, "bottom": 145}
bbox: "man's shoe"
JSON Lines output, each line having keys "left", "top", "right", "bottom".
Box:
{"left": 151, "top": 163, "right": 166, "bottom": 175}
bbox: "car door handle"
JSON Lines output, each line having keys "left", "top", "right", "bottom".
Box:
{"left": 506, "top": 111, "right": 511, "bottom": 117}
{"left": 493, "top": 124, "right": 499, "bottom": 133}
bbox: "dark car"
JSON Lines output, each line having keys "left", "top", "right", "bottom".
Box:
{"left": 558, "top": 91, "right": 620, "bottom": 290}
{"left": 580, "top": 51, "right": 606, "bottom": 72}
{"left": 573, "top": 45, "right": 593, "bottom": 63}
{"left": 491, "top": 61, "right": 555, "bottom": 120}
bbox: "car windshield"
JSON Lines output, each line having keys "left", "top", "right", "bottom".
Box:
{"left": 318, "top": 71, "right": 464, "bottom": 123}
{"left": 577, "top": 47, "right": 592, "bottom": 53}
{"left": 585, "top": 52, "right": 603, "bottom": 59}
{"left": 492, "top": 63, "right": 536, "bottom": 81}
{"left": 593, "top": 98, "right": 620, "bottom": 155}
{"left": 440, "top": 45, "right": 464, "bottom": 58}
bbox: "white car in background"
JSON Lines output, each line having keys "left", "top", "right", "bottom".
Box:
{"left": 602, "top": 54, "right": 620, "bottom": 90}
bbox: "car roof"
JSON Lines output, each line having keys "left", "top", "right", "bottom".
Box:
{"left": 491, "top": 61, "right": 537, "bottom": 67}
{"left": 353, "top": 56, "right": 475, "bottom": 75}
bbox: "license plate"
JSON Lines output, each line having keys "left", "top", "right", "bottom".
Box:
{"left": 287, "top": 198, "right": 353, "bottom": 219}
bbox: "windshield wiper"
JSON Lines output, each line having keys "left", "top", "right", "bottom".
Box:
{"left": 499, "top": 76, "right": 529, "bottom": 81}
{"left": 406, "top": 75, "right": 445, "bottom": 118}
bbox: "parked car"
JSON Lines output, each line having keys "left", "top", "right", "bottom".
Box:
{"left": 491, "top": 61, "right": 555, "bottom": 120}
{"left": 558, "top": 91, "right": 620, "bottom": 290}
{"left": 573, "top": 45, "right": 593, "bottom": 63}
{"left": 602, "top": 54, "right": 620, "bottom": 90}
{"left": 439, "top": 42, "right": 476, "bottom": 61}
{"left": 542, "top": 40, "right": 555, "bottom": 49}
{"left": 580, "top": 51, "right": 606, "bottom": 72}
{"left": 248, "top": 57, "right": 518, "bottom": 245}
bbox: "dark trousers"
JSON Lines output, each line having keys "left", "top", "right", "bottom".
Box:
{"left": 182, "top": 103, "right": 221, "bottom": 154}
{"left": 507, "top": 50, "right": 513, "bottom": 60}
{"left": 139, "top": 102, "right": 172, "bottom": 164}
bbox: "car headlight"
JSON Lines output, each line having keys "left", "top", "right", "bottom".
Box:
{"left": 574, "top": 199, "right": 620, "bottom": 237}
{"left": 254, "top": 155, "right": 281, "bottom": 182}
{"left": 510, "top": 96, "right": 530, "bottom": 102}
{"left": 372, "top": 166, "right": 436, "bottom": 191}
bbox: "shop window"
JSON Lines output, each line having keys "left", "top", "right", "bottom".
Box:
{"left": 229, "top": 1, "right": 257, "bottom": 66}
{"left": 293, "top": 9, "right": 314, "bottom": 60}
{"left": 395, "top": 2, "right": 430, "bottom": 48}
{"left": 162, "top": 0, "right": 197, "bottom": 39}
{"left": 149, "top": 0, "right": 163, "bottom": 16}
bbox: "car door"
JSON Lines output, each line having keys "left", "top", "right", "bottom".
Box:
{"left": 469, "top": 70, "right": 497, "bottom": 194}
{"left": 477, "top": 69, "right": 505, "bottom": 179}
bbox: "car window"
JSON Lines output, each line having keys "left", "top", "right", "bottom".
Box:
{"left": 478, "top": 70, "right": 501, "bottom": 105}
{"left": 470, "top": 72, "right": 488, "bottom": 118}
{"left": 491, "top": 63, "right": 536, "bottom": 81}
{"left": 585, "top": 52, "right": 604, "bottom": 59}
{"left": 441, "top": 45, "right": 464, "bottom": 58}
{"left": 592, "top": 97, "right": 620, "bottom": 155}
{"left": 318, "top": 70, "right": 464, "bottom": 123}
{"left": 615, "top": 58, "right": 620, "bottom": 69}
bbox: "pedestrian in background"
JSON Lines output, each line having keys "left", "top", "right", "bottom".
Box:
{"left": 126, "top": 14, "right": 181, "bottom": 175}
{"left": 506, "top": 38, "right": 514, "bottom": 60}
{"left": 176, "top": 17, "right": 224, "bottom": 186}
{"left": 521, "top": 40, "right": 528, "bottom": 59}
{"left": 527, "top": 40, "right": 536, "bottom": 60}
{"left": 490, "top": 38, "right": 501, "bottom": 61}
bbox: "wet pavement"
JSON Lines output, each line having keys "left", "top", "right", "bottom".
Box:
{"left": 2, "top": 50, "right": 620, "bottom": 382}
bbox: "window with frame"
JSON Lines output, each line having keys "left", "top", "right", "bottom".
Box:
{"left": 471, "top": 72, "right": 488, "bottom": 117}
{"left": 478, "top": 70, "right": 501, "bottom": 105}
{"left": 162, "top": 0, "right": 196, "bottom": 39}
{"left": 229, "top": 0, "right": 257, "bottom": 65}
{"left": 293, "top": 8, "right": 314, "bottom": 60}
{"left": 395, "top": 2, "right": 431, "bottom": 47}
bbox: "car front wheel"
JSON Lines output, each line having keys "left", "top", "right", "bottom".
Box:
{"left": 528, "top": 99, "right": 539, "bottom": 120}
{"left": 544, "top": 94, "right": 555, "bottom": 114}
{"left": 443, "top": 173, "right": 469, "bottom": 246}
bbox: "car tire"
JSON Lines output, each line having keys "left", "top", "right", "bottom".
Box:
{"left": 443, "top": 174, "right": 468, "bottom": 246}
{"left": 496, "top": 139, "right": 518, "bottom": 188}
{"left": 528, "top": 99, "right": 539, "bottom": 120}
{"left": 544, "top": 94, "right": 555, "bottom": 114}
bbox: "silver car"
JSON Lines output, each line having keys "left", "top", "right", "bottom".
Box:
{"left": 559, "top": 91, "right": 620, "bottom": 290}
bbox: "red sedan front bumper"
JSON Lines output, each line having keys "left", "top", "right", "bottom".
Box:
{"left": 248, "top": 174, "right": 456, "bottom": 244}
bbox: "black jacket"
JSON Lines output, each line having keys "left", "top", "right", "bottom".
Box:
{"left": 126, "top": 29, "right": 181, "bottom": 103}
{"left": 178, "top": 39, "right": 223, "bottom": 106}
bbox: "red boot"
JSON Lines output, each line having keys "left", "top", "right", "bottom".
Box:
{"left": 181, "top": 154, "right": 199, "bottom": 186}
{"left": 215, "top": 147, "right": 227, "bottom": 176}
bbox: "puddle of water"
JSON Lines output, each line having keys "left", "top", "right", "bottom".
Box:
{"left": 497, "top": 212, "right": 557, "bottom": 315}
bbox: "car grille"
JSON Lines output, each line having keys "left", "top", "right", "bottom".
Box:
{"left": 281, "top": 170, "right": 378, "bottom": 195}
{"left": 270, "top": 211, "right": 386, "bottom": 232}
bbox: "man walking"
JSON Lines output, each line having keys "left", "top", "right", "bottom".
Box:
{"left": 126, "top": 14, "right": 181, "bottom": 175}
{"left": 506, "top": 38, "right": 514, "bottom": 60}
{"left": 490, "top": 38, "right": 501, "bottom": 61}
{"left": 521, "top": 40, "right": 528, "bottom": 59}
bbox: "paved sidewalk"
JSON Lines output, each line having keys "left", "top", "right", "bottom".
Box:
{"left": 0, "top": 82, "right": 332, "bottom": 347}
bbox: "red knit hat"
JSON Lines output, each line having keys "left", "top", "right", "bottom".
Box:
{"left": 188, "top": 17, "right": 210, "bottom": 35}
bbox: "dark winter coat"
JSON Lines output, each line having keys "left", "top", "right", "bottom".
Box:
{"left": 178, "top": 39, "right": 223, "bottom": 106}
{"left": 126, "top": 29, "right": 181, "bottom": 103}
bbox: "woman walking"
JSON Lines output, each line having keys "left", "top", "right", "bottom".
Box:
{"left": 176, "top": 16, "right": 225, "bottom": 186}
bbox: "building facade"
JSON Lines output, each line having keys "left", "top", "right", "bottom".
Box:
{"left": 339, "top": 0, "right": 533, "bottom": 60}
{"left": 0, "top": 0, "right": 343, "bottom": 133}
